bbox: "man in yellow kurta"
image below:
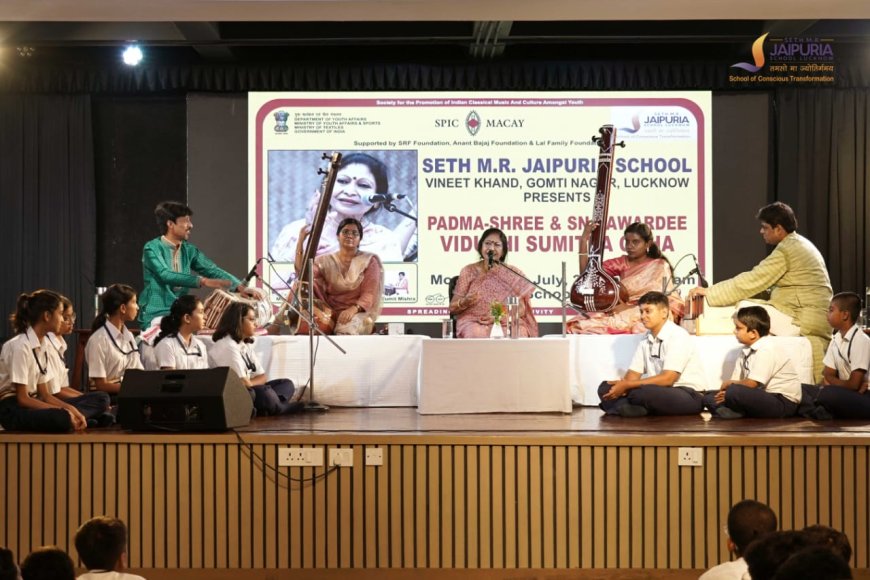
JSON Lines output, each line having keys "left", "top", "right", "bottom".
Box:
{"left": 689, "top": 202, "right": 832, "bottom": 382}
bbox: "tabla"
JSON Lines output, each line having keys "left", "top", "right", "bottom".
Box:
{"left": 202, "top": 289, "right": 272, "bottom": 331}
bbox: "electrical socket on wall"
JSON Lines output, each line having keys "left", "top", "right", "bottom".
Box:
{"left": 365, "top": 448, "right": 384, "bottom": 466}
{"left": 278, "top": 447, "right": 323, "bottom": 467}
{"left": 329, "top": 448, "right": 354, "bottom": 467}
{"left": 677, "top": 447, "right": 703, "bottom": 467}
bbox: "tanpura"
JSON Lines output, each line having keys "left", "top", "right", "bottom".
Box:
{"left": 570, "top": 125, "right": 625, "bottom": 313}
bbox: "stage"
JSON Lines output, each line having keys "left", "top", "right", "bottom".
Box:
{"left": 1, "top": 407, "right": 868, "bottom": 575}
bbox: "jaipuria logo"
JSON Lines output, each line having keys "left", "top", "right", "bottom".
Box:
{"left": 732, "top": 32, "right": 769, "bottom": 72}
{"left": 729, "top": 32, "right": 835, "bottom": 84}
{"left": 613, "top": 108, "right": 693, "bottom": 140}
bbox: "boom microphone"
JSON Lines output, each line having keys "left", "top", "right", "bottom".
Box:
{"left": 689, "top": 255, "right": 709, "bottom": 288}
{"left": 243, "top": 257, "right": 266, "bottom": 285}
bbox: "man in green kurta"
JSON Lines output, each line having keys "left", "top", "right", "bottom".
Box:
{"left": 138, "top": 201, "right": 258, "bottom": 329}
{"left": 689, "top": 202, "right": 832, "bottom": 382}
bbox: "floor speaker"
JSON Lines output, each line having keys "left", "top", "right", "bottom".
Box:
{"left": 119, "top": 368, "right": 254, "bottom": 431}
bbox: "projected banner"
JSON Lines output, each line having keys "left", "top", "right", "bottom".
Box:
{"left": 249, "top": 92, "right": 712, "bottom": 322}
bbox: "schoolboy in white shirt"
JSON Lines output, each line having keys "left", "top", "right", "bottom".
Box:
{"left": 74, "top": 516, "right": 146, "bottom": 580}
{"left": 699, "top": 499, "right": 777, "bottom": 580}
{"left": 598, "top": 291, "right": 707, "bottom": 417}
{"left": 703, "top": 305, "right": 802, "bottom": 418}
{"left": 814, "top": 292, "right": 870, "bottom": 419}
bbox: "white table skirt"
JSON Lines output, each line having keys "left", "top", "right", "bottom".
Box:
{"left": 202, "top": 334, "right": 814, "bottom": 409}
{"left": 200, "top": 334, "right": 425, "bottom": 407}
{"left": 418, "top": 338, "right": 572, "bottom": 414}
{"left": 264, "top": 335, "right": 425, "bottom": 406}
{"left": 555, "top": 334, "right": 815, "bottom": 406}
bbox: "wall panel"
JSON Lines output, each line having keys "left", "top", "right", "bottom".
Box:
{"left": 1, "top": 436, "right": 867, "bottom": 570}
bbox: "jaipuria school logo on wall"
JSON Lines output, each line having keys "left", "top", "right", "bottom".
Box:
{"left": 729, "top": 33, "right": 835, "bottom": 85}
{"left": 612, "top": 108, "right": 694, "bottom": 140}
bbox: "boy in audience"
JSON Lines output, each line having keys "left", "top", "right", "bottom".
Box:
{"left": 771, "top": 546, "right": 852, "bottom": 580}
{"left": 74, "top": 516, "right": 146, "bottom": 580}
{"left": 743, "top": 531, "right": 812, "bottom": 580}
{"left": 703, "top": 306, "right": 802, "bottom": 418}
{"left": 598, "top": 291, "right": 707, "bottom": 417}
{"left": 801, "top": 524, "right": 852, "bottom": 564}
{"left": 0, "top": 547, "right": 19, "bottom": 580}
{"left": 20, "top": 547, "right": 74, "bottom": 580}
{"left": 813, "top": 292, "right": 870, "bottom": 419}
{"left": 700, "top": 499, "right": 777, "bottom": 580}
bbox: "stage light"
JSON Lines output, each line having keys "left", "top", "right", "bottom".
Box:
{"left": 122, "top": 45, "right": 143, "bottom": 66}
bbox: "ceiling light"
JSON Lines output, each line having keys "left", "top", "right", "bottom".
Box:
{"left": 122, "top": 45, "right": 143, "bottom": 66}
{"left": 16, "top": 46, "right": 35, "bottom": 58}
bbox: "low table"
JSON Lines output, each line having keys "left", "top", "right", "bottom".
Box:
{"left": 418, "top": 338, "right": 572, "bottom": 414}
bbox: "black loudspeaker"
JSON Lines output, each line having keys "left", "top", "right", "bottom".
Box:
{"left": 119, "top": 368, "right": 254, "bottom": 431}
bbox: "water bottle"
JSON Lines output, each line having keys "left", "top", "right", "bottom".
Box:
{"left": 507, "top": 296, "right": 520, "bottom": 339}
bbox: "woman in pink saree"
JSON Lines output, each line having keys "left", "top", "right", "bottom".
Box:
{"left": 449, "top": 228, "right": 539, "bottom": 339}
{"left": 567, "top": 222, "right": 683, "bottom": 334}
{"left": 300, "top": 218, "right": 384, "bottom": 335}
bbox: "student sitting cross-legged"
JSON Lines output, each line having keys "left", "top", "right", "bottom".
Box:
{"left": 598, "top": 291, "right": 707, "bottom": 417}
{"left": 152, "top": 295, "right": 209, "bottom": 371}
{"left": 46, "top": 295, "right": 114, "bottom": 428}
{"left": 208, "top": 302, "right": 302, "bottom": 416}
{"left": 812, "top": 292, "right": 870, "bottom": 419}
{"left": 703, "top": 306, "right": 802, "bottom": 419}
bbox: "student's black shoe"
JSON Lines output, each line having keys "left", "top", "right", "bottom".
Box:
{"left": 715, "top": 407, "right": 744, "bottom": 419}
{"left": 618, "top": 404, "right": 649, "bottom": 418}
{"left": 95, "top": 412, "right": 116, "bottom": 428}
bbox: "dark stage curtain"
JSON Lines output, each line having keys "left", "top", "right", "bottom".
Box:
{"left": 2, "top": 59, "right": 867, "bottom": 94}
{"left": 0, "top": 96, "right": 97, "bottom": 342}
{"left": 775, "top": 88, "right": 870, "bottom": 294}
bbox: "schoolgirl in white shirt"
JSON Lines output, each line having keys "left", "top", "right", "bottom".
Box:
{"left": 85, "top": 284, "right": 144, "bottom": 395}
{"left": 0, "top": 290, "right": 87, "bottom": 432}
{"left": 208, "top": 301, "right": 301, "bottom": 416}
{"left": 153, "top": 295, "right": 209, "bottom": 370}
{"left": 45, "top": 295, "right": 114, "bottom": 426}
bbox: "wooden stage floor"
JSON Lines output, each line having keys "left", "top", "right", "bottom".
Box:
{"left": 231, "top": 406, "right": 870, "bottom": 438}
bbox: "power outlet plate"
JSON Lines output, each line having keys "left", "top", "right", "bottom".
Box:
{"left": 365, "top": 448, "right": 384, "bottom": 466}
{"left": 278, "top": 447, "right": 323, "bottom": 467}
{"left": 329, "top": 448, "right": 354, "bottom": 467}
{"left": 678, "top": 447, "right": 703, "bottom": 467}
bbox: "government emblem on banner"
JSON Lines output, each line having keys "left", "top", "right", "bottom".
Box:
{"left": 273, "top": 110, "right": 289, "bottom": 133}
{"left": 466, "top": 110, "right": 481, "bottom": 136}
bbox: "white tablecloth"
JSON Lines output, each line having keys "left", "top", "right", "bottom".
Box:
{"left": 418, "top": 338, "right": 572, "bottom": 414}
{"left": 264, "top": 335, "right": 425, "bottom": 406}
{"left": 557, "top": 334, "right": 815, "bottom": 405}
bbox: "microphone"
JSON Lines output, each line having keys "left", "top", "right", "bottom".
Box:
{"left": 368, "top": 193, "right": 407, "bottom": 204}
{"left": 487, "top": 250, "right": 495, "bottom": 267}
{"left": 688, "top": 255, "right": 709, "bottom": 288}
{"left": 243, "top": 257, "right": 266, "bottom": 285}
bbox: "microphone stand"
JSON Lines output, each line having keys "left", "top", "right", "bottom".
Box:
{"left": 382, "top": 201, "right": 417, "bottom": 222}
{"left": 491, "top": 259, "right": 572, "bottom": 337}
{"left": 255, "top": 270, "right": 346, "bottom": 413}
